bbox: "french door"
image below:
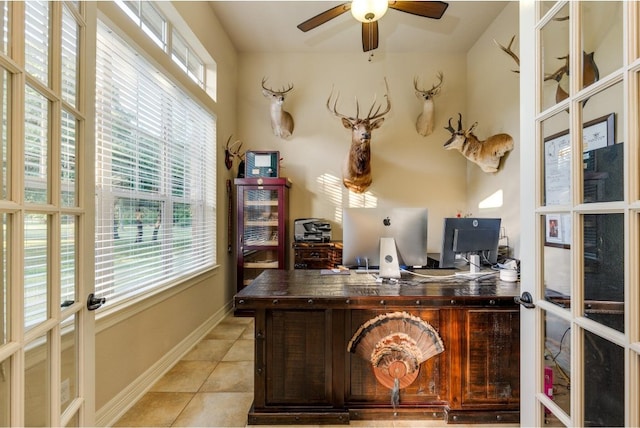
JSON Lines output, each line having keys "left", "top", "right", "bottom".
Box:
{"left": 520, "top": 1, "right": 639, "bottom": 426}
{"left": 0, "top": 1, "right": 97, "bottom": 426}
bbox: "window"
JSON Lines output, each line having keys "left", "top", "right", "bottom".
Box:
{"left": 115, "top": 0, "right": 207, "bottom": 90}
{"left": 171, "top": 28, "right": 204, "bottom": 87}
{"left": 94, "top": 20, "right": 216, "bottom": 306}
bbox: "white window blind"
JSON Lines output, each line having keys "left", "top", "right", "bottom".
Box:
{"left": 95, "top": 20, "right": 216, "bottom": 306}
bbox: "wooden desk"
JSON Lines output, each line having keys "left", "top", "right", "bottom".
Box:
{"left": 234, "top": 269, "right": 520, "bottom": 425}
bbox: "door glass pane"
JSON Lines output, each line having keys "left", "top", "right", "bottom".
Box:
{"left": 541, "top": 3, "right": 570, "bottom": 111}
{"left": 544, "top": 214, "right": 571, "bottom": 309}
{"left": 24, "top": 85, "right": 49, "bottom": 205}
{"left": 542, "top": 112, "right": 571, "bottom": 206}
{"left": 582, "top": 83, "right": 624, "bottom": 204}
{"left": 539, "top": 2, "right": 556, "bottom": 21}
{"left": 0, "top": 1, "right": 8, "bottom": 56}
{"left": 583, "top": 330, "right": 624, "bottom": 426}
{"left": 61, "top": 5, "right": 78, "bottom": 108}
{"left": 60, "top": 313, "right": 77, "bottom": 415}
{"left": 61, "top": 215, "right": 75, "bottom": 306}
{"left": 25, "top": 213, "right": 48, "bottom": 330}
{"left": 61, "top": 110, "right": 77, "bottom": 207}
{"left": 583, "top": 213, "right": 624, "bottom": 332}
{"left": 0, "top": 357, "right": 9, "bottom": 426}
{"left": 1, "top": 67, "right": 9, "bottom": 200}
{"left": 25, "top": 332, "right": 50, "bottom": 427}
{"left": 543, "top": 311, "right": 571, "bottom": 423}
{"left": 24, "top": 0, "right": 50, "bottom": 86}
{"left": 1, "top": 213, "right": 8, "bottom": 345}
{"left": 581, "top": 2, "right": 623, "bottom": 83}
{"left": 65, "top": 411, "right": 79, "bottom": 427}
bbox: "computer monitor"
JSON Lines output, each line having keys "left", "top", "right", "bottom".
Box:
{"left": 342, "top": 207, "right": 429, "bottom": 277}
{"left": 438, "top": 217, "right": 501, "bottom": 270}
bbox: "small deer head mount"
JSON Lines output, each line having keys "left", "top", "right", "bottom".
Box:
{"left": 224, "top": 135, "right": 244, "bottom": 171}
{"left": 327, "top": 78, "right": 391, "bottom": 193}
{"left": 494, "top": 35, "right": 599, "bottom": 105}
{"left": 444, "top": 113, "right": 514, "bottom": 173}
{"left": 261, "top": 77, "right": 295, "bottom": 139}
{"left": 414, "top": 71, "right": 444, "bottom": 136}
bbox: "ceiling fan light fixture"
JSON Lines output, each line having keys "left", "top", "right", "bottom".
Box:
{"left": 351, "top": 0, "right": 388, "bottom": 23}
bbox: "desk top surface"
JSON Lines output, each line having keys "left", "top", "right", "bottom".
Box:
{"left": 234, "top": 269, "right": 521, "bottom": 308}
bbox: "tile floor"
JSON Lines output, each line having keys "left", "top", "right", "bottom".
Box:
{"left": 114, "top": 314, "right": 516, "bottom": 427}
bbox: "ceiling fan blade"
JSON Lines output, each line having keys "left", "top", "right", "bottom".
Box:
{"left": 362, "top": 21, "right": 379, "bottom": 52}
{"left": 297, "top": 3, "right": 351, "bottom": 32}
{"left": 388, "top": 1, "right": 449, "bottom": 19}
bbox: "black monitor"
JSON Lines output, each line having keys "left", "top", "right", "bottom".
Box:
{"left": 342, "top": 207, "right": 429, "bottom": 277}
{"left": 439, "top": 217, "right": 501, "bottom": 270}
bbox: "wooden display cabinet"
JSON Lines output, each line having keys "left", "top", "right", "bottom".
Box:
{"left": 235, "top": 177, "right": 291, "bottom": 292}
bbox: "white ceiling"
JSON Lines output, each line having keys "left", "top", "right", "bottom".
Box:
{"left": 208, "top": 1, "right": 510, "bottom": 54}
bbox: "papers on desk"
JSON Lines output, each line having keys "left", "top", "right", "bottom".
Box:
{"left": 320, "top": 269, "right": 351, "bottom": 275}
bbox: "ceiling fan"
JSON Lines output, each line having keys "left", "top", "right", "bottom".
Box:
{"left": 297, "top": 0, "right": 449, "bottom": 52}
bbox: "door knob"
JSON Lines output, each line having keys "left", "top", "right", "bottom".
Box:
{"left": 515, "top": 291, "right": 535, "bottom": 309}
{"left": 87, "top": 293, "right": 106, "bottom": 311}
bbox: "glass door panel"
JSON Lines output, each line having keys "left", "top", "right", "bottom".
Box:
{"left": 543, "top": 311, "right": 571, "bottom": 424}
{"left": 581, "top": 83, "right": 624, "bottom": 204}
{"left": 25, "top": 213, "right": 49, "bottom": 330}
{"left": 543, "top": 213, "right": 571, "bottom": 309}
{"left": 1, "top": 212, "right": 7, "bottom": 345}
{"left": 583, "top": 330, "right": 624, "bottom": 426}
{"left": 61, "top": 215, "right": 76, "bottom": 307}
{"left": 542, "top": 112, "right": 571, "bottom": 207}
{"left": 1, "top": 67, "right": 8, "bottom": 200}
{"left": 581, "top": 2, "right": 623, "bottom": 82}
{"left": 60, "top": 314, "right": 78, "bottom": 415}
{"left": 25, "top": 332, "right": 51, "bottom": 427}
{"left": 582, "top": 213, "right": 624, "bottom": 332}
{"left": 541, "top": 4, "right": 570, "bottom": 111}
{"left": 0, "top": 357, "right": 9, "bottom": 426}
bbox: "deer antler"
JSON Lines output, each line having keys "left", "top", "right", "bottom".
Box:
{"left": 365, "top": 77, "right": 391, "bottom": 121}
{"left": 494, "top": 35, "right": 520, "bottom": 73}
{"left": 414, "top": 71, "right": 444, "bottom": 95}
{"left": 261, "top": 77, "right": 294, "bottom": 95}
{"left": 224, "top": 135, "right": 244, "bottom": 170}
{"left": 327, "top": 78, "right": 390, "bottom": 122}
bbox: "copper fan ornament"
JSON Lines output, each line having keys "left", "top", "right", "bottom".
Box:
{"left": 347, "top": 311, "right": 444, "bottom": 406}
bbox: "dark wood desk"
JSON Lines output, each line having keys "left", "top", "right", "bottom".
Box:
{"left": 234, "top": 269, "right": 521, "bottom": 425}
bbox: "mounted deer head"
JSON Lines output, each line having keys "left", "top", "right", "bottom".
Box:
{"left": 444, "top": 113, "right": 514, "bottom": 173}
{"left": 327, "top": 78, "right": 391, "bottom": 193}
{"left": 494, "top": 35, "right": 599, "bottom": 105}
{"left": 261, "top": 77, "right": 295, "bottom": 139}
{"left": 224, "top": 135, "right": 244, "bottom": 170}
{"left": 414, "top": 71, "right": 444, "bottom": 136}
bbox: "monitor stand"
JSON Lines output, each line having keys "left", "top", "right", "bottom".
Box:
{"left": 379, "top": 237, "right": 401, "bottom": 279}
{"left": 455, "top": 254, "right": 492, "bottom": 278}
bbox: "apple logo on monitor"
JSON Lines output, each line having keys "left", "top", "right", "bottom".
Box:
{"left": 383, "top": 216, "right": 391, "bottom": 227}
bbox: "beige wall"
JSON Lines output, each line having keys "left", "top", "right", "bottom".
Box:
{"left": 467, "top": 1, "right": 520, "bottom": 259}
{"left": 96, "top": 1, "right": 526, "bottom": 424}
{"left": 95, "top": 2, "right": 240, "bottom": 423}
{"left": 235, "top": 2, "right": 520, "bottom": 260}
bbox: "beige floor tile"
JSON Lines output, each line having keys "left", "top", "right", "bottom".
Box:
{"left": 171, "top": 391, "right": 254, "bottom": 427}
{"left": 150, "top": 360, "right": 218, "bottom": 393}
{"left": 205, "top": 321, "right": 248, "bottom": 340}
{"left": 199, "top": 360, "right": 254, "bottom": 393}
{"left": 182, "top": 339, "right": 235, "bottom": 361}
{"left": 241, "top": 321, "right": 255, "bottom": 340}
{"left": 222, "top": 339, "right": 254, "bottom": 361}
{"left": 113, "top": 392, "right": 193, "bottom": 427}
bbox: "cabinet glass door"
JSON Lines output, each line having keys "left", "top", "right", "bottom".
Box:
{"left": 241, "top": 188, "right": 280, "bottom": 286}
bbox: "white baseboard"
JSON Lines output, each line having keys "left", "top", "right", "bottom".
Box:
{"left": 96, "top": 301, "right": 233, "bottom": 427}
